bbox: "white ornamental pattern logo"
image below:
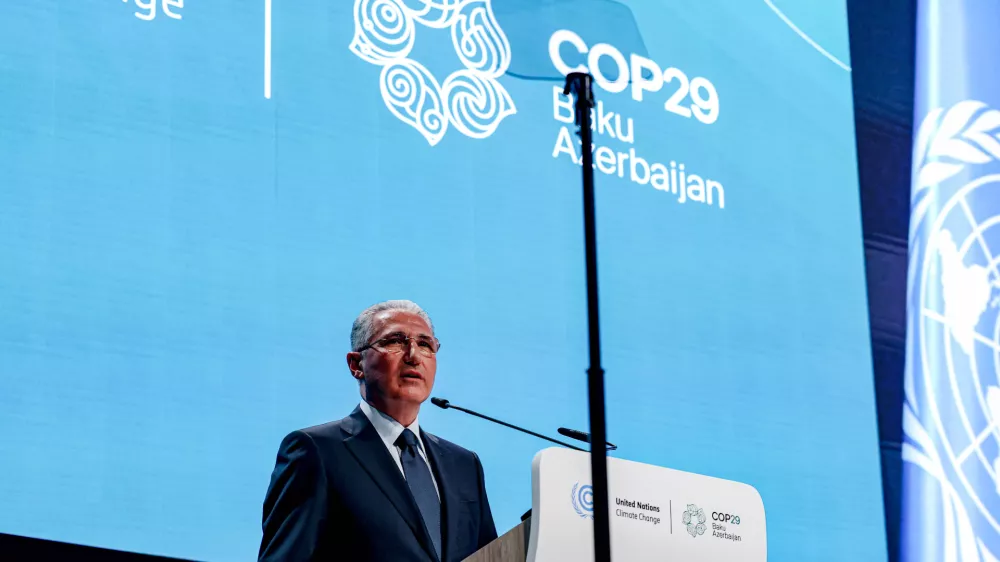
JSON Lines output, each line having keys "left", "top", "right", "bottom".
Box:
{"left": 349, "top": 0, "right": 516, "bottom": 146}
{"left": 905, "top": 100, "right": 1000, "bottom": 562}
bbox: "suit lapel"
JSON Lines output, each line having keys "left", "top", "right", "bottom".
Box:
{"left": 342, "top": 407, "right": 439, "bottom": 561}
{"left": 422, "top": 431, "right": 461, "bottom": 562}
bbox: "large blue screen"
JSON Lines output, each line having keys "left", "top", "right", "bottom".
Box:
{"left": 0, "top": 1, "right": 886, "bottom": 560}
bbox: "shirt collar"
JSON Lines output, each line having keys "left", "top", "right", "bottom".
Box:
{"left": 359, "top": 400, "right": 424, "bottom": 451}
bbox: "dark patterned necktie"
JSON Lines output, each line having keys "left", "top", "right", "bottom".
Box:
{"left": 396, "top": 428, "right": 442, "bottom": 559}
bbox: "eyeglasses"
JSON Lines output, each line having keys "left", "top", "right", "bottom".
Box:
{"left": 358, "top": 334, "right": 441, "bottom": 357}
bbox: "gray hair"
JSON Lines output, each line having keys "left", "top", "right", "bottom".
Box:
{"left": 350, "top": 300, "right": 435, "bottom": 352}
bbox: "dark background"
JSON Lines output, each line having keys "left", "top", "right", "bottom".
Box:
{"left": 0, "top": 1, "right": 917, "bottom": 559}
{"left": 848, "top": 0, "right": 916, "bottom": 560}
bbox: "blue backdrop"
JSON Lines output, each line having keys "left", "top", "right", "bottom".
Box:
{"left": 0, "top": 1, "right": 885, "bottom": 560}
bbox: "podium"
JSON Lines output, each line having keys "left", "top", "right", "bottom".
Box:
{"left": 464, "top": 448, "right": 766, "bottom": 562}
{"left": 462, "top": 518, "right": 531, "bottom": 562}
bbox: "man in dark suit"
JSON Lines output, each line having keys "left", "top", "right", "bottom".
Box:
{"left": 259, "top": 300, "right": 498, "bottom": 561}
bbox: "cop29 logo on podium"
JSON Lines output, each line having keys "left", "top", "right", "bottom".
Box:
{"left": 683, "top": 504, "right": 707, "bottom": 538}
{"left": 905, "top": 100, "right": 1000, "bottom": 562}
{"left": 350, "top": 0, "right": 516, "bottom": 146}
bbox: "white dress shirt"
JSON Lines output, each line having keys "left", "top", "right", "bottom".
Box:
{"left": 358, "top": 400, "right": 441, "bottom": 499}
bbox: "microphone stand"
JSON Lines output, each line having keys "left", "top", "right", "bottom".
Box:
{"left": 430, "top": 398, "right": 585, "bottom": 452}
{"left": 563, "top": 72, "right": 612, "bottom": 562}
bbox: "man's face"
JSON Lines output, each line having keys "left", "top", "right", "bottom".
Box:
{"left": 351, "top": 310, "right": 437, "bottom": 407}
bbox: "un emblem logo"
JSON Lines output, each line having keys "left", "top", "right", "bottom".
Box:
{"left": 349, "top": 0, "right": 516, "bottom": 146}
{"left": 906, "top": 100, "right": 1000, "bottom": 561}
{"left": 570, "top": 482, "right": 594, "bottom": 520}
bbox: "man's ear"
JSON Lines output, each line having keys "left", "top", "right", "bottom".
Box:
{"left": 346, "top": 352, "right": 364, "bottom": 381}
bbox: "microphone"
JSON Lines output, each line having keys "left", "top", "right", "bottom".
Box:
{"left": 558, "top": 427, "right": 618, "bottom": 451}
{"left": 430, "top": 397, "right": 586, "bottom": 452}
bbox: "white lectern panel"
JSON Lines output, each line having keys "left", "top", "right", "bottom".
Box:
{"left": 527, "top": 448, "right": 766, "bottom": 561}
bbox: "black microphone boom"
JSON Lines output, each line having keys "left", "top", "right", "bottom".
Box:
{"left": 564, "top": 71, "right": 612, "bottom": 562}
{"left": 430, "top": 397, "right": 586, "bottom": 452}
{"left": 557, "top": 427, "right": 618, "bottom": 451}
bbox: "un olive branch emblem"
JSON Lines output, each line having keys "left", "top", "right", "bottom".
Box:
{"left": 571, "top": 482, "right": 594, "bottom": 520}
{"left": 905, "top": 100, "right": 1000, "bottom": 562}
{"left": 910, "top": 101, "right": 1000, "bottom": 246}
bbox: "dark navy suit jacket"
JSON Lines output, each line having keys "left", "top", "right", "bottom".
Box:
{"left": 259, "top": 407, "right": 498, "bottom": 561}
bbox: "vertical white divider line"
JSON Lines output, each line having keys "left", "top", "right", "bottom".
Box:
{"left": 265, "top": 0, "right": 272, "bottom": 99}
